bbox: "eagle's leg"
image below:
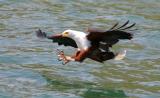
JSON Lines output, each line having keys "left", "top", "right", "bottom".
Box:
{"left": 71, "top": 50, "right": 81, "bottom": 58}
{"left": 57, "top": 49, "right": 89, "bottom": 64}
{"left": 61, "top": 50, "right": 81, "bottom": 64}
{"left": 73, "top": 50, "right": 90, "bottom": 62}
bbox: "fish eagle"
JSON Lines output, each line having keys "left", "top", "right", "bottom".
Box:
{"left": 36, "top": 20, "right": 136, "bottom": 64}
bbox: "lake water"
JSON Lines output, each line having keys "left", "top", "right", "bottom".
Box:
{"left": 0, "top": 0, "right": 160, "bottom": 98}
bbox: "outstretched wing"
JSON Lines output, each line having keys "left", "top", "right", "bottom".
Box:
{"left": 36, "top": 29, "right": 78, "bottom": 48}
{"left": 51, "top": 36, "right": 78, "bottom": 48}
{"left": 87, "top": 20, "right": 136, "bottom": 47}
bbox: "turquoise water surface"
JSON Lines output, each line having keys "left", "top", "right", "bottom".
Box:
{"left": 0, "top": 0, "right": 160, "bottom": 98}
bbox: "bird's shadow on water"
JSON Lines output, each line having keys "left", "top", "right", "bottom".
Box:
{"left": 82, "top": 88, "right": 127, "bottom": 98}
{"left": 42, "top": 72, "right": 127, "bottom": 98}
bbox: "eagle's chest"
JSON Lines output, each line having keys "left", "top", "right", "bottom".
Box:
{"left": 74, "top": 35, "right": 91, "bottom": 50}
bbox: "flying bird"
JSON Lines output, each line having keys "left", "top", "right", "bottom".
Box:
{"left": 36, "top": 20, "right": 136, "bottom": 64}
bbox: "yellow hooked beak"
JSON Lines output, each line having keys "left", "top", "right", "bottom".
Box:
{"left": 62, "top": 32, "right": 69, "bottom": 37}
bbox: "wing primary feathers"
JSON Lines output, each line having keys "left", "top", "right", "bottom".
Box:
{"left": 119, "top": 23, "right": 136, "bottom": 30}
{"left": 109, "top": 22, "right": 119, "bottom": 30}
{"left": 109, "top": 20, "right": 136, "bottom": 31}
{"left": 126, "top": 28, "right": 138, "bottom": 31}
{"left": 115, "top": 20, "right": 129, "bottom": 30}
{"left": 36, "top": 29, "right": 47, "bottom": 38}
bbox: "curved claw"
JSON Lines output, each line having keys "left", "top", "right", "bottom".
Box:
{"left": 62, "top": 61, "right": 68, "bottom": 65}
{"left": 56, "top": 49, "right": 64, "bottom": 55}
{"left": 62, "top": 60, "right": 69, "bottom": 65}
{"left": 56, "top": 49, "right": 70, "bottom": 65}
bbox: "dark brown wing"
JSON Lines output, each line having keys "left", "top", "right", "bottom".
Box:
{"left": 36, "top": 29, "right": 78, "bottom": 48}
{"left": 87, "top": 21, "right": 135, "bottom": 47}
{"left": 51, "top": 36, "right": 78, "bottom": 48}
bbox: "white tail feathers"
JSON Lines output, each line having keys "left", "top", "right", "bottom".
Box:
{"left": 114, "top": 50, "right": 127, "bottom": 60}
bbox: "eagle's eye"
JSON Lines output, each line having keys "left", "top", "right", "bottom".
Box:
{"left": 62, "top": 31, "right": 69, "bottom": 37}
{"left": 64, "top": 32, "right": 69, "bottom": 35}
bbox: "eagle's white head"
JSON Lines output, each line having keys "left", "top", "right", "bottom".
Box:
{"left": 62, "top": 29, "right": 87, "bottom": 38}
{"left": 62, "top": 29, "right": 73, "bottom": 38}
{"left": 61, "top": 29, "right": 90, "bottom": 50}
